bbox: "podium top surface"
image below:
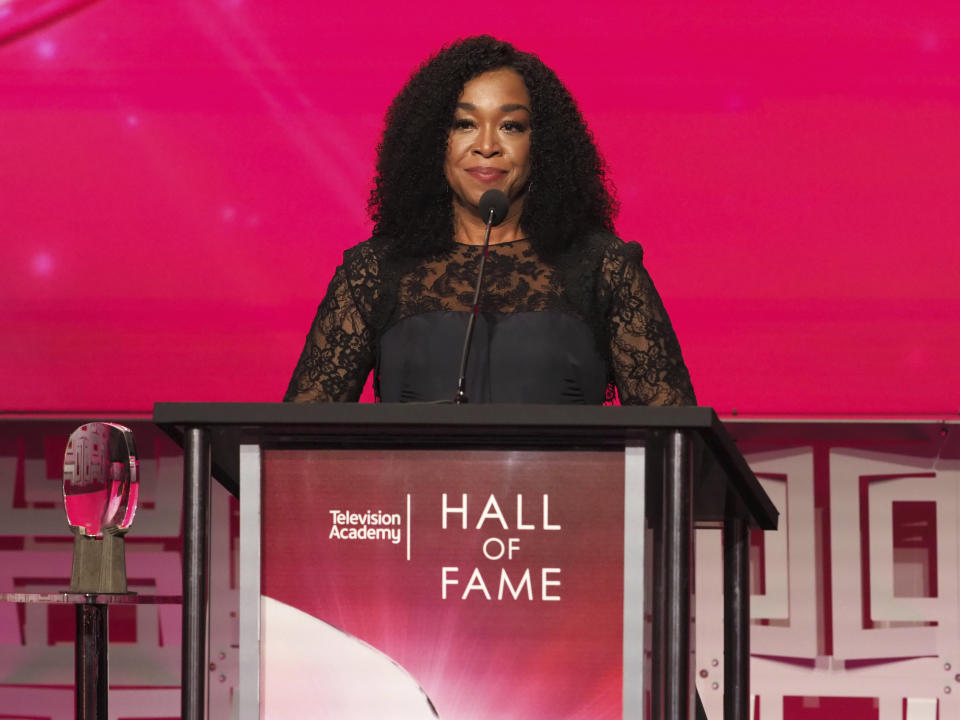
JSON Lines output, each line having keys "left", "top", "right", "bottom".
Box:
{"left": 155, "top": 402, "right": 778, "bottom": 529}
{"left": 154, "top": 402, "right": 719, "bottom": 433}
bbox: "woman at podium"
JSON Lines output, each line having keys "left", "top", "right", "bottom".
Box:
{"left": 284, "top": 35, "right": 695, "bottom": 408}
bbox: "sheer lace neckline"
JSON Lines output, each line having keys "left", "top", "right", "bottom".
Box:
{"left": 453, "top": 237, "right": 531, "bottom": 248}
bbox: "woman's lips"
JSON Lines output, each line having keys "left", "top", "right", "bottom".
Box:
{"left": 466, "top": 167, "right": 505, "bottom": 183}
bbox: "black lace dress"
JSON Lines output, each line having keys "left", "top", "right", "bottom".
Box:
{"left": 283, "top": 234, "right": 696, "bottom": 406}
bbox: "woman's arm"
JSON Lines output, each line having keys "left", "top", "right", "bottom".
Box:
{"left": 602, "top": 241, "right": 697, "bottom": 406}
{"left": 283, "top": 266, "right": 376, "bottom": 402}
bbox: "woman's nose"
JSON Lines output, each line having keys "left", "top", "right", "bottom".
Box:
{"left": 472, "top": 125, "right": 501, "bottom": 157}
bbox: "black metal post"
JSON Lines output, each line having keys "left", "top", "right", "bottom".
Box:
{"left": 75, "top": 602, "right": 107, "bottom": 720}
{"left": 182, "top": 426, "right": 210, "bottom": 720}
{"left": 646, "top": 431, "right": 666, "bottom": 720}
{"left": 663, "top": 430, "right": 693, "bottom": 720}
{"left": 723, "top": 512, "right": 750, "bottom": 720}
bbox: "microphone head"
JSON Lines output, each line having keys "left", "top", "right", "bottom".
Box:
{"left": 478, "top": 189, "right": 509, "bottom": 227}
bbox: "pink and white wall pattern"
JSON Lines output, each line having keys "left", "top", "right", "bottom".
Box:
{"left": 696, "top": 427, "right": 960, "bottom": 720}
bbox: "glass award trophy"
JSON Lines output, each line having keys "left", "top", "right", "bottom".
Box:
{"left": 63, "top": 422, "right": 140, "bottom": 594}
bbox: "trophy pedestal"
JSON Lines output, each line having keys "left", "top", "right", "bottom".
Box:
{"left": 69, "top": 529, "right": 130, "bottom": 595}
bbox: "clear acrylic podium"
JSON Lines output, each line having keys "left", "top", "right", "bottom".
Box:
{"left": 154, "top": 402, "right": 777, "bottom": 720}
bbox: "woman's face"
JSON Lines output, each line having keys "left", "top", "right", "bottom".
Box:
{"left": 444, "top": 67, "right": 532, "bottom": 219}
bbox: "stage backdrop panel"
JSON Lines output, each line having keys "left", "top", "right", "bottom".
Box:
{"left": 2, "top": 1, "right": 960, "bottom": 414}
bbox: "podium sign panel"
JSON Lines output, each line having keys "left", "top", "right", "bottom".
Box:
{"left": 254, "top": 447, "right": 649, "bottom": 719}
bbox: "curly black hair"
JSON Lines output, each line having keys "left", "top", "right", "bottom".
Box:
{"left": 368, "top": 35, "right": 618, "bottom": 259}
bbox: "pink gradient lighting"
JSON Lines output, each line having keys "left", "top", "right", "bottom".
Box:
{"left": 33, "top": 36, "right": 54, "bottom": 58}
{"left": 31, "top": 251, "right": 54, "bottom": 276}
{"left": 920, "top": 32, "right": 941, "bottom": 53}
{"left": 0, "top": 1, "right": 958, "bottom": 415}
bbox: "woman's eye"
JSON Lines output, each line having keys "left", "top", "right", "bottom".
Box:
{"left": 502, "top": 121, "right": 528, "bottom": 133}
{"left": 453, "top": 118, "right": 475, "bottom": 130}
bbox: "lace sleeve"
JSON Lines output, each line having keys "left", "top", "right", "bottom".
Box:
{"left": 602, "top": 241, "right": 697, "bottom": 406}
{"left": 282, "top": 265, "right": 376, "bottom": 403}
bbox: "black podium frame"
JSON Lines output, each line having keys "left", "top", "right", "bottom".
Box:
{"left": 154, "top": 403, "right": 778, "bottom": 720}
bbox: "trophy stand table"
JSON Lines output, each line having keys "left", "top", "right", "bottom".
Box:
{"left": 0, "top": 592, "right": 182, "bottom": 720}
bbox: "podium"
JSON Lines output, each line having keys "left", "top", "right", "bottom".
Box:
{"left": 154, "top": 403, "right": 777, "bottom": 720}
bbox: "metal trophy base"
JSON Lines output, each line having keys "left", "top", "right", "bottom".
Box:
{"left": 69, "top": 528, "right": 132, "bottom": 595}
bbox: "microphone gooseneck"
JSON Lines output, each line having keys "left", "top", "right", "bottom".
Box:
{"left": 454, "top": 189, "right": 509, "bottom": 404}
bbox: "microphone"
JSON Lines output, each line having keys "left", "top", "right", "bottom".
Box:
{"left": 478, "top": 189, "right": 509, "bottom": 228}
{"left": 454, "top": 189, "right": 509, "bottom": 404}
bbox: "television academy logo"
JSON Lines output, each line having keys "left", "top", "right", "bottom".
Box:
{"left": 328, "top": 507, "right": 404, "bottom": 545}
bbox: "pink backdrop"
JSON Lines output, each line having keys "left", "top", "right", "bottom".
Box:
{"left": 2, "top": 0, "right": 958, "bottom": 414}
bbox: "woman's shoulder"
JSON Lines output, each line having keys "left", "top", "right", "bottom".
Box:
{"left": 559, "top": 231, "right": 644, "bottom": 278}
{"left": 587, "top": 232, "right": 644, "bottom": 266}
{"left": 341, "top": 236, "right": 394, "bottom": 279}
